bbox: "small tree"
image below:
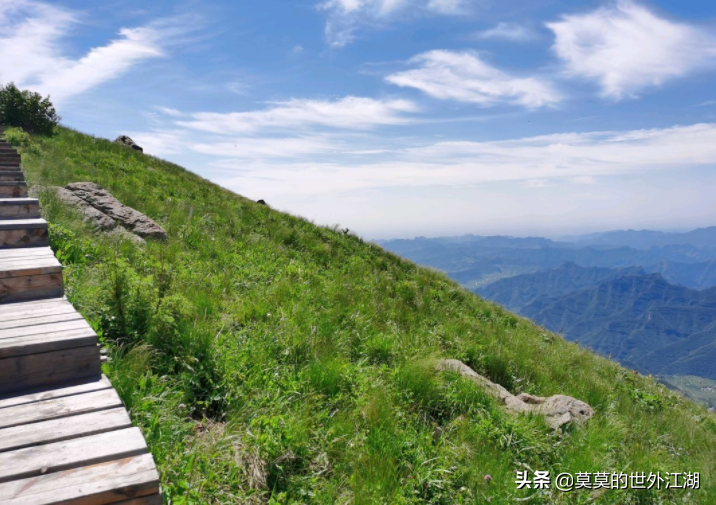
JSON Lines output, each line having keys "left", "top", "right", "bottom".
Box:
{"left": 0, "top": 82, "right": 60, "bottom": 135}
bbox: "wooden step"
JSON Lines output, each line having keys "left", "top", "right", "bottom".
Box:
{"left": 0, "top": 153, "right": 20, "bottom": 163}
{"left": 0, "top": 407, "right": 130, "bottom": 453}
{"left": 0, "top": 171, "right": 24, "bottom": 181}
{"left": 0, "top": 246, "right": 63, "bottom": 303}
{"left": 0, "top": 198, "right": 40, "bottom": 220}
{"left": 0, "top": 300, "right": 97, "bottom": 359}
{"left": 0, "top": 182, "right": 27, "bottom": 198}
{"left": 113, "top": 494, "right": 164, "bottom": 504}
{"left": 0, "top": 345, "right": 101, "bottom": 396}
{"left": 0, "top": 218, "right": 49, "bottom": 248}
{"left": 0, "top": 372, "right": 111, "bottom": 408}
{"left": 0, "top": 387, "right": 122, "bottom": 429}
{"left": 0, "top": 453, "right": 160, "bottom": 505}
{"left": 0, "top": 426, "right": 148, "bottom": 484}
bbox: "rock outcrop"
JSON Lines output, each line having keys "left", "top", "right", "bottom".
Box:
{"left": 114, "top": 135, "right": 143, "bottom": 153}
{"left": 54, "top": 182, "right": 167, "bottom": 241}
{"left": 436, "top": 359, "right": 594, "bottom": 429}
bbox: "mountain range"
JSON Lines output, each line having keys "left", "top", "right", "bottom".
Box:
{"left": 478, "top": 263, "right": 716, "bottom": 380}
{"left": 380, "top": 228, "right": 716, "bottom": 394}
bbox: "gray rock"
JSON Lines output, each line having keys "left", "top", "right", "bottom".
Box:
{"left": 53, "top": 187, "right": 117, "bottom": 231}
{"left": 114, "top": 135, "right": 143, "bottom": 153}
{"left": 436, "top": 359, "right": 594, "bottom": 429}
{"left": 63, "top": 182, "right": 167, "bottom": 240}
{"left": 107, "top": 226, "right": 147, "bottom": 246}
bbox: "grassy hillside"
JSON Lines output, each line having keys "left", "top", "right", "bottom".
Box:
{"left": 7, "top": 126, "right": 716, "bottom": 504}
{"left": 661, "top": 375, "right": 716, "bottom": 410}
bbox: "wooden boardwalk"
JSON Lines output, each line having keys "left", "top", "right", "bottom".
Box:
{"left": 0, "top": 128, "right": 162, "bottom": 504}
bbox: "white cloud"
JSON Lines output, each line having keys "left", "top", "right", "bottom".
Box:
{"left": 176, "top": 96, "right": 418, "bottom": 134}
{"left": 154, "top": 106, "right": 184, "bottom": 117}
{"left": 137, "top": 111, "right": 716, "bottom": 200}
{"left": 129, "top": 121, "right": 716, "bottom": 237}
{"left": 474, "top": 22, "right": 537, "bottom": 42}
{"left": 547, "top": 0, "right": 716, "bottom": 99}
{"left": 427, "top": 0, "right": 465, "bottom": 15}
{"left": 318, "top": 0, "right": 472, "bottom": 47}
{"left": 386, "top": 50, "right": 561, "bottom": 108}
{"left": 155, "top": 122, "right": 716, "bottom": 198}
{"left": 0, "top": 1, "right": 194, "bottom": 103}
{"left": 191, "top": 136, "right": 340, "bottom": 159}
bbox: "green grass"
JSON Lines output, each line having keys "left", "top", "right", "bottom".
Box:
{"left": 660, "top": 375, "right": 716, "bottom": 410}
{"left": 7, "top": 125, "right": 716, "bottom": 504}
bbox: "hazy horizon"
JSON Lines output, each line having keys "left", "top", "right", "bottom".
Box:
{"left": 369, "top": 223, "right": 710, "bottom": 242}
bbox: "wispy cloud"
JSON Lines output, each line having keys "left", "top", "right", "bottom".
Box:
{"left": 547, "top": 0, "right": 716, "bottom": 99}
{"left": 139, "top": 120, "right": 716, "bottom": 199}
{"left": 0, "top": 0, "right": 196, "bottom": 103}
{"left": 385, "top": 50, "right": 561, "bottom": 108}
{"left": 207, "top": 123, "right": 716, "bottom": 196}
{"left": 175, "top": 96, "right": 419, "bottom": 134}
{"left": 473, "top": 22, "right": 537, "bottom": 42}
{"left": 191, "top": 136, "right": 341, "bottom": 159}
{"left": 318, "top": 0, "right": 473, "bottom": 47}
{"left": 153, "top": 106, "right": 184, "bottom": 117}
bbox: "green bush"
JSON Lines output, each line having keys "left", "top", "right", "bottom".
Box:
{"left": 0, "top": 82, "right": 60, "bottom": 135}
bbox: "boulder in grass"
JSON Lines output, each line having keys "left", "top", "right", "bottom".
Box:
{"left": 63, "top": 182, "right": 167, "bottom": 240}
{"left": 114, "top": 135, "right": 143, "bottom": 153}
{"left": 435, "top": 359, "right": 594, "bottom": 430}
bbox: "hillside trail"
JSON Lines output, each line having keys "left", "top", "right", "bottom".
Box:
{"left": 0, "top": 126, "right": 162, "bottom": 505}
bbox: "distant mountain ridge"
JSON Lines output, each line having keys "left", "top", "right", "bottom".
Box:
{"left": 380, "top": 228, "right": 716, "bottom": 387}
{"left": 380, "top": 233, "right": 716, "bottom": 290}
{"left": 568, "top": 226, "right": 716, "bottom": 250}
{"left": 476, "top": 262, "right": 646, "bottom": 311}
{"left": 477, "top": 265, "right": 716, "bottom": 379}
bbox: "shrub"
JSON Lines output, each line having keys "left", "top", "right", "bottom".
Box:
{"left": 0, "top": 82, "right": 60, "bottom": 135}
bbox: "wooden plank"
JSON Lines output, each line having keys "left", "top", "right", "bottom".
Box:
{"left": 0, "top": 427, "right": 148, "bottom": 484}
{"left": 0, "top": 327, "right": 97, "bottom": 358}
{"left": 0, "top": 407, "right": 131, "bottom": 452}
{"left": 0, "top": 302, "right": 76, "bottom": 323}
{"left": 0, "top": 345, "right": 101, "bottom": 397}
{"left": 0, "top": 211, "right": 41, "bottom": 221}
{"left": 0, "top": 173, "right": 24, "bottom": 182}
{"left": 0, "top": 311, "right": 84, "bottom": 330}
{"left": 0, "top": 388, "right": 122, "bottom": 429}
{"left": 0, "top": 186, "right": 28, "bottom": 198}
{"left": 0, "top": 198, "right": 38, "bottom": 206}
{"left": 0, "top": 375, "right": 111, "bottom": 409}
{"left": 0, "top": 272, "right": 64, "bottom": 303}
{"left": 0, "top": 260, "right": 61, "bottom": 279}
{"left": 0, "top": 246, "right": 54, "bottom": 258}
{"left": 0, "top": 318, "right": 91, "bottom": 340}
{"left": 0, "top": 219, "right": 46, "bottom": 229}
{"left": 0, "top": 230, "right": 50, "bottom": 249}
{"left": 0, "top": 453, "right": 160, "bottom": 505}
{"left": 111, "top": 494, "right": 163, "bottom": 505}
{"left": 0, "top": 252, "right": 56, "bottom": 263}
{"left": 0, "top": 296, "right": 67, "bottom": 314}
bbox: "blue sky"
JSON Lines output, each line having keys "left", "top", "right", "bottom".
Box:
{"left": 2, "top": 0, "right": 716, "bottom": 239}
